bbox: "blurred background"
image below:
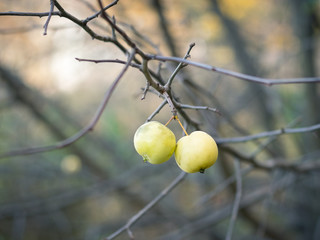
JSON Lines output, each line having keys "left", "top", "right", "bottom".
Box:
{"left": 0, "top": 0, "right": 320, "bottom": 239}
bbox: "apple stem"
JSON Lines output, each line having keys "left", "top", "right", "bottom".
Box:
{"left": 165, "top": 115, "right": 175, "bottom": 126}
{"left": 175, "top": 116, "right": 189, "bottom": 136}
{"left": 165, "top": 115, "right": 189, "bottom": 136}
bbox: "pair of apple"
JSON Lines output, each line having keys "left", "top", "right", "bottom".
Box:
{"left": 133, "top": 121, "right": 218, "bottom": 173}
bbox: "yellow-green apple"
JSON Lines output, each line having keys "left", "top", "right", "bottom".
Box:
{"left": 134, "top": 121, "right": 176, "bottom": 164}
{"left": 175, "top": 131, "right": 218, "bottom": 173}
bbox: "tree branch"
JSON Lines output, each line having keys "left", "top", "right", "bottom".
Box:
{"left": 221, "top": 145, "right": 320, "bottom": 173}
{"left": 148, "top": 55, "right": 320, "bottom": 86}
{"left": 216, "top": 123, "right": 320, "bottom": 144}
{"left": 164, "top": 42, "right": 195, "bottom": 90}
{"left": 225, "top": 159, "right": 242, "bottom": 240}
{"left": 0, "top": 11, "right": 61, "bottom": 17}
{"left": 105, "top": 171, "right": 187, "bottom": 240}
{"left": 0, "top": 49, "right": 136, "bottom": 159}
{"left": 43, "top": 0, "right": 55, "bottom": 35}
{"left": 82, "top": 0, "right": 119, "bottom": 25}
{"left": 159, "top": 174, "right": 296, "bottom": 240}
{"left": 147, "top": 99, "right": 167, "bottom": 121}
{"left": 97, "top": 0, "right": 146, "bottom": 58}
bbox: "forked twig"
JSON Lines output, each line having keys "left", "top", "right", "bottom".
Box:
{"left": 105, "top": 171, "right": 187, "bottom": 240}
{"left": 82, "top": 0, "right": 119, "bottom": 25}
{"left": 164, "top": 42, "right": 195, "bottom": 89}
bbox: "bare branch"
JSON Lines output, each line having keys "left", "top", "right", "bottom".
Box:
{"left": 43, "top": 0, "right": 55, "bottom": 35}
{"left": 196, "top": 166, "right": 253, "bottom": 207}
{"left": 82, "top": 0, "right": 119, "bottom": 25}
{"left": 75, "top": 57, "right": 141, "bottom": 69}
{"left": 0, "top": 49, "right": 136, "bottom": 159}
{"left": 0, "top": 11, "right": 61, "bottom": 17}
{"left": 197, "top": 122, "right": 292, "bottom": 207}
{"left": 159, "top": 174, "right": 296, "bottom": 240}
{"left": 221, "top": 145, "right": 320, "bottom": 173}
{"left": 147, "top": 99, "right": 167, "bottom": 122}
{"left": 0, "top": 3, "right": 125, "bottom": 51}
{"left": 141, "top": 59, "right": 165, "bottom": 92}
{"left": 216, "top": 123, "right": 320, "bottom": 144}
{"left": 76, "top": 56, "right": 201, "bottom": 127}
{"left": 164, "top": 42, "right": 195, "bottom": 90}
{"left": 105, "top": 171, "right": 187, "bottom": 240}
{"left": 141, "top": 81, "right": 150, "bottom": 100}
{"left": 97, "top": 0, "right": 146, "bottom": 58}
{"left": 225, "top": 159, "right": 242, "bottom": 240}
{"left": 148, "top": 55, "right": 320, "bottom": 86}
{"left": 54, "top": 0, "right": 127, "bottom": 52}
{"left": 174, "top": 102, "right": 221, "bottom": 115}
{"left": 162, "top": 91, "right": 177, "bottom": 115}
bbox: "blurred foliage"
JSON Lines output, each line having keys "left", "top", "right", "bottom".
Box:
{"left": 0, "top": 0, "right": 320, "bottom": 240}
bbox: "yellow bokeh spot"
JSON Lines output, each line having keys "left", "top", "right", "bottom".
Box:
{"left": 61, "top": 155, "right": 82, "bottom": 174}
{"left": 220, "top": 0, "right": 258, "bottom": 20}
{"left": 199, "top": 13, "right": 222, "bottom": 39}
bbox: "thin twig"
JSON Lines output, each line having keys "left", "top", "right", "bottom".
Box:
{"left": 216, "top": 123, "right": 320, "bottom": 144}
{"left": 146, "top": 99, "right": 167, "bottom": 122}
{"left": 105, "top": 171, "right": 187, "bottom": 240}
{"left": 148, "top": 55, "right": 320, "bottom": 86}
{"left": 111, "top": 15, "right": 117, "bottom": 40}
{"left": 221, "top": 145, "right": 320, "bottom": 172}
{"left": 142, "top": 59, "right": 165, "bottom": 93}
{"left": 0, "top": 11, "right": 61, "bottom": 17}
{"left": 196, "top": 166, "right": 252, "bottom": 207}
{"left": 2, "top": 9, "right": 320, "bottom": 86}
{"left": 0, "top": 49, "right": 136, "bottom": 159}
{"left": 159, "top": 174, "right": 296, "bottom": 240}
{"left": 141, "top": 81, "right": 150, "bottom": 100}
{"left": 82, "top": 0, "right": 119, "bottom": 25}
{"left": 164, "top": 42, "right": 195, "bottom": 90}
{"left": 97, "top": 0, "right": 146, "bottom": 58}
{"left": 196, "top": 121, "right": 292, "bottom": 207}
{"left": 225, "top": 159, "right": 242, "bottom": 240}
{"left": 75, "top": 58, "right": 141, "bottom": 69}
{"left": 56, "top": 0, "right": 127, "bottom": 51}
{"left": 141, "top": 59, "right": 178, "bottom": 114}
{"left": 175, "top": 102, "right": 221, "bottom": 115}
{"left": 0, "top": 6, "right": 120, "bottom": 47}
{"left": 163, "top": 91, "right": 177, "bottom": 115}
{"left": 43, "top": 0, "right": 55, "bottom": 35}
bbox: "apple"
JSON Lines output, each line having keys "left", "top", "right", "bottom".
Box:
{"left": 134, "top": 121, "right": 176, "bottom": 164}
{"left": 175, "top": 131, "right": 218, "bottom": 173}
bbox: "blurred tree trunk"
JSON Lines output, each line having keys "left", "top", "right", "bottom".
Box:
{"left": 291, "top": 0, "right": 320, "bottom": 152}
{"left": 210, "top": 0, "right": 275, "bottom": 129}
{"left": 150, "top": 0, "right": 178, "bottom": 57}
{"left": 290, "top": 1, "right": 320, "bottom": 239}
{"left": 208, "top": 2, "right": 290, "bottom": 239}
{"left": 209, "top": 0, "right": 285, "bottom": 160}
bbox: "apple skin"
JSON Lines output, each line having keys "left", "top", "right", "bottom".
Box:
{"left": 134, "top": 121, "right": 176, "bottom": 164}
{"left": 175, "top": 131, "right": 218, "bottom": 173}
